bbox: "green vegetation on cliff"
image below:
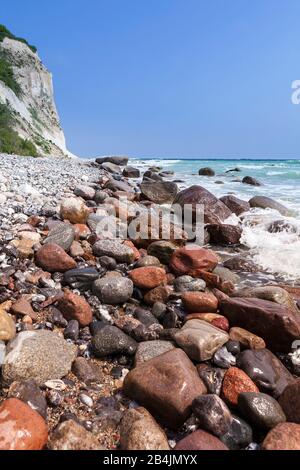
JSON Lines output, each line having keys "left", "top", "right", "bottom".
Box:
{"left": 0, "top": 24, "right": 37, "bottom": 53}
{"left": 0, "top": 103, "right": 37, "bottom": 156}
{"left": 0, "top": 51, "right": 22, "bottom": 96}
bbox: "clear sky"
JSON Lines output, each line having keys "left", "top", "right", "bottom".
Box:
{"left": 2, "top": 0, "right": 300, "bottom": 158}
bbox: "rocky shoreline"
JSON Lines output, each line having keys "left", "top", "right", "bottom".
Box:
{"left": 0, "top": 153, "right": 300, "bottom": 450}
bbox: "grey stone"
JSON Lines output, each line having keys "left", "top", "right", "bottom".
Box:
{"left": 93, "top": 276, "right": 133, "bottom": 304}
{"left": 92, "top": 325, "right": 137, "bottom": 357}
{"left": 192, "top": 394, "right": 232, "bottom": 436}
{"left": 93, "top": 239, "right": 135, "bottom": 263}
{"left": 238, "top": 392, "right": 286, "bottom": 429}
{"left": 134, "top": 340, "right": 176, "bottom": 366}
{"left": 43, "top": 223, "right": 75, "bottom": 251}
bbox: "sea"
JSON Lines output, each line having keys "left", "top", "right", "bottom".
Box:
{"left": 131, "top": 158, "right": 300, "bottom": 283}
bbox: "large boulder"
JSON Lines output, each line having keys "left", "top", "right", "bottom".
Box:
{"left": 199, "top": 167, "right": 215, "bottom": 176}
{"left": 96, "top": 156, "right": 129, "bottom": 166}
{"left": 206, "top": 224, "right": 242, "bottom": 245}
{"left": 249, "top": 196, "right": 293, "bottom": 216}
{"left": 173, "top": 185, "right": 232, "bottom": 224}
{"left": 219, "top": 195, "right": 250, "bottom": 216}
{"left": 219, "top": 297, "right": 300, "bottom": 353}
{"left": 140, "top": 181, "right": 178, "bottom": 204}
{"left": 242, "top": 176, "right": 262, "bottom": 186}
{"left": 170, "top": 245, "right": 218, "bottom": 275}
{"left": 123, "top": 348, "right": 207, "bottom": 428}
{"left": 232, "top": 286, "right": 298, "bottom": 314}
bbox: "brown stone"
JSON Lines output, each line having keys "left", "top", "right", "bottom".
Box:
{"left": 123, "top": 348, "right": 207, "bottom": 428}
{"left": 220, "top": 297, "right": 300, "bottom": 353}
{"left": 174, "top": 429, "right": 228, "bottom": 450}
{"left": 0, "top": 302, "right": 16, "bottom": 341}
{"left": 69, "top": 241, "right": 84, "bottom": 257}
{"left": 129, "top": 267, "right": 167, "bottom": 290}
{"left": 222, "top": 367, "right": 259, "bottom": 406}
{"left": 279, "top": 379, "right": 300, "bottom": 423}
{"left": 219, "top": 195, "right": 250, "bottom": 216}
{"left": 49, "top": 420, "right": 101, "bottom": 450}
{"left": 120, "top": 407, "right": 170, "bottom": 450}
{"left": 143, "top": 285, "right": 173, "bottom": 305}
{"left": 57, "top": 290, "right": 93, "bottom": 327}
{"left": 186, "top": 313, "right": 229, "bottom": 332}
{"left": 60, "top": 197, "right": 89, "bottom": 224}
{"left": 182, "top": 291, "right": 218, "bottom": 313}
{"left": 11, "top": 297, "right": 37, "bottom": 320}
{"left": 206, "top": 224, "right": 242, "bottom": 245}
{"left": 36, "top": 243, "right": 77, "bottom": 273}
{"left": 170, "top": 245, "right": 218, "bottom": 276}
{"left": 229, "top": 327, "right": 266, "bottom": 350}
{"left": 0, "top": 398, "right": 48, "bottom": 450}
{"left": 262, "top": 423, "right": 300, "bottom": 450}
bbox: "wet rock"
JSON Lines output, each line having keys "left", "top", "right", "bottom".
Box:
{"left": 2, "top": 330, "right": 77, "bottom": 385}
{"left": 123, "top": 348, "right": 207, "bottom": 428}
{"left": 92, "top": 325, "right": 137, "bottom": 357}
{"left": 193, "top": 394, "right": 232, "bottom": 436}
{"left": 220, "top": 297, "right": 300, "bottom": 353}
{"left": 222, "top": 367, "right": 259, "bottom": 406}
{"left": 238, "top": 392, "right": 286, "bottom": 429}
{"left": 99, "top": 256, "right": 117, "bottom": 270}
{"left": 199, "top": 167, "right": 215, "bottom": 176}
{"left": 185, "top": 313, "right": 229, "bottom": 332}
{"left": 170, "top": 245, "right": 218, "bottom": 276}
{"left": 120, "top": 407, "right": 170, "bottom": 450}
{"left": 144, "top": 285, "right": 173, "bottom": 305}
{"left": 213, "top": 266, "right": 240, "bottom": 285}
{"left": 36, "top": 243, "right": 77, "bottom": 273}
{"left": 242, "top": 176, "right": 262, "bottom": 186}
{"left": 74, "top": 184, "right": 95, "bottom": 200}
{"left": 262, "top": 423, "right": 300, "bottom": 450}
{"left": 44, "top": 223, "right": 75, "bottom": 251}
{"left": 140, "top": 181, "right": 178, "bottom": 204}
{"left": 223, "top": 255, "right": 258, "bottom": 273}
{"left": 213, "top": 346, "right": 236, "bottom": 368}
{"left": 249, "top": 196, "right": 292, "bottom": 216}
{"left": 63, "top": 267, "right": 99, "bottom": 290}
{"left": 173, "top": 185, "right": 232, "bottom": 224}
{"left": 229, "top": 327, "right": 266, "bottom": 350}
{"left": 57, "top": 290, "right": 93, "bottom": 327}
{"left": 129, "top": 267, "right": 167, "bottom": 290}
{"left": 0, "top": 398, "right": 48, "bottom": 450}
{"left": 134, "top": 307, "right": 159, "bottom": 327}
{"left": 135, "top": 255, "right": 161, "bottom": 268}
{"left": 93, "top": 277, "right": 133, "bottom": 304}
{"left": 220, "top": 414, "right": 253, "bottom": 450}
{"left": 207, "top": 224, "right": 242, "bottom": 245}
{"left": 93, "top": 239, "right": 135, "bottom": 263}
{"left": 60, "top": 197, "right": 89, "bottom": 224}
{"left": 219, "top": 195, "right": 250, "bottom": 216}
{"left": 49, "top": 420, "right": 101, "bottom": 450}
{"left": 147, "top": 240, "right": 178, "bottom": 264}
{"left": 174, "top": 275, "right": 206, "bottom": 293}
{"left": 226, "top": 340, "right": 241, "bottom": 356}
{"left": 182, "top": 291, "right": 218, "bottom": 313}
{"left": 174, "top": 429, "right": 228, "bottom": 450}
{"left": 174, "top": 319, "right": 229, "bottom": 361}
{"left": 236, "top": 348, "right": 295, "bottom": 398}
{"left": 8, "top": 379, "right": 47, "bottom": 419}
{"left": 268, "top": 219, "right": 297, "bottom": 233}
{"left": 134, "top": 340, "right": 176, "bottom": 366}
{"left": 197, "top": 364, "right": 225, "bottom": 395}
{"left": 233, "top": 285, "right": 298, "bottom": 314}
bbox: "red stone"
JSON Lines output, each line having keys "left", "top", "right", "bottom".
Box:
{"left": 262, "top": 423, "right": 300, "bottom": 450}
{"left": 222, "top": 367, "right": 259, "bottom": 406}
{"left": 182, "top": 292, "right": 218, "bottom": 313}
{"left": 0, "top": 398, "right": 48, "bottom": 450}
{"left": 35, "top": 243, "right": 77, "bottom": 273}
{"left": 129, "top": 267, "right": 167, "bottom": 290}
{"left": 170, "top": 246, "right": 218, "bottom": 275}
{"left": 174, "top": 430, "right": 228, "bottom": 450}
{"left": 57, "top": 290, "right": 93, "bottom": 327}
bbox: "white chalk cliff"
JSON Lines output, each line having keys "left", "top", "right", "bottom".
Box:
{"left": 0, "top": 35, "right": 72, "bottom": 156}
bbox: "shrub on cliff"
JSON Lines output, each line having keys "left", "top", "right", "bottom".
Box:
{"left": 0, "top": 24, "right": 37, "bottom": 53}
{"left": 0, "top": 103, "right": 37, "bottom": 156}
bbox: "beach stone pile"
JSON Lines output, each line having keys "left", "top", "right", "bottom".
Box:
{"left": 0, "top": 153, "right": 299, "bottom": 450}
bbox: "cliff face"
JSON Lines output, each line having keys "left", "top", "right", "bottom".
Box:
{"left": 0, "top": 27, "right": 71, "bottom": 157}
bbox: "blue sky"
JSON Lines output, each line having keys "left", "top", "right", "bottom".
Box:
{"left": 2, "top": 0, "right": 300, "bottom": 158}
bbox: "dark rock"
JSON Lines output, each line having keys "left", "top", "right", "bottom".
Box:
{"left": 268, "top": 220, "right": 297, "bottom": 233}
{"left": 147, "top": 240, "right": 177, "bottom": 264}
{"left": 242, "top": 176, "right": 262, "bottom": 186}
{"left": 196, "top": 364, "right": 226, "bottom": 395}
{"left": 278, "top": 379, "right": 300, "bottom": 423}
{"left": 192, "top": 394, "right": 232, "bottom": 436}
{"left": 134, "top": 307, "right": 159, "bottom": 327}
{"left": 140, "top": 181, "right": 178, "bottom": 204}
{"left": 173, "top": 185, "right": 232, "bottom": 224}
{"left": 220, "top": 414, "right": 253, "bottom": 450}
{"left": 238, "top": 392, "right": 286, "bottom": 429}
{"left": 236, "top": 348, "right": 295, "bottom": 398}
{"left": 99, "top": 256, "right": 117, "bottom": 270}
{"left": 226, "top": 340, "right": 241, "bottom": 356}
{"left": 8, "top": 380, "right": 47, "bottom": 419}
{"left": 92, "top": 325, "right": 137, "bottom": 357}
{"left": 96, "top": 156, "right": 128, "bottom": 166}
{"left": 206, "top": 224, "right": 242, "bottom": 245}
{"left": 123, "top": 166, "right": 140, "bottom": 178}
{"left": 199, "top": 167, "right": 215, "bottom": 176}
{"left": 63, "top": 268, "right": 99, "bottom": 290}
{"left": 64, "top": 320, "right": 79, "bottom": 341}
{"left": 72, "top": 357, "right": 98, "bottom": 384}
{"left": 223, "top": 255, "right": 258, "bottom": 273}
{"left": 220, "top": 297, "right": 300, "bottom": 353}
{"left": 249, "top": 196, "right": 293, "bottom": 216}
{"left": 219, "top": 195, "right": 250, "bottom": 216}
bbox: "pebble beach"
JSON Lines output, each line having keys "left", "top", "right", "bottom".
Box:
{"left": 0, "top": 153, "right": 300, "bottom": 451}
